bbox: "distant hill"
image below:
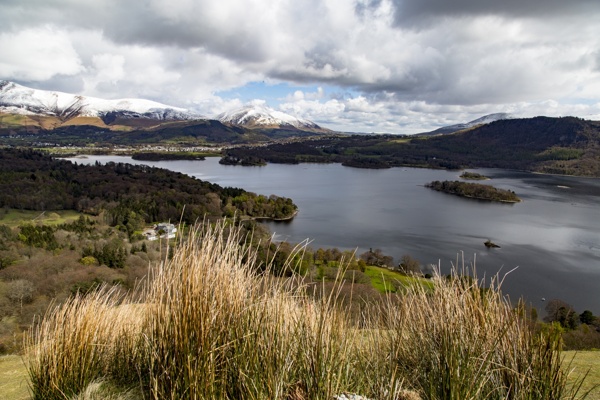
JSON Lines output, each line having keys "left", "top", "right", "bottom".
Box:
{"left": 221, "top": 116, "right": 600, "bottom": 176}
{"left": 420, "top": 116, "right": 600, "bottom": 175}
{"left": 0, "top": 81, "right": 329, "bottom": 145}
{"left": 418, "top": 113, "right": 513, "bottom": 136}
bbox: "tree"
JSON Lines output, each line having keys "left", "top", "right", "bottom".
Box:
{"left": 0, "top": 250, "right": 18, "bottom": 270}
{"left": 399, "top": 254, "right": 421, "bottom": 274}
{"left": 544, "top": 299, "right": 578, "bottom": 330}
{"left": 580, "top": 310, "right": 595, "bottom": 325}
{"left": 7, "top": 279, "right": 35, "bottom": 309}
{"left": 360, "top": 248, "right": 393, "bottom": 268}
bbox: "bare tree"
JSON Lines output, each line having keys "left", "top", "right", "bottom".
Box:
{"left": 7, "top": 279, "right": 35, "bottom": 309}
{"left": 400, "top": 254, "right": 421, "bottom": 275}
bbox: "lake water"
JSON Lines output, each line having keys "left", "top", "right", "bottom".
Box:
{"left": 67, "top": 155, "right": 600, "bottom": 314}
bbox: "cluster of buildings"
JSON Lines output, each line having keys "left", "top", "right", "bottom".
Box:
{"left": 143, "top": 223, "right": 177, "bottom": 241}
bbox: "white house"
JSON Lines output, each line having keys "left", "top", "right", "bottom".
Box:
{"left": 143, "top": 223, "right": 177, "bottom": 241}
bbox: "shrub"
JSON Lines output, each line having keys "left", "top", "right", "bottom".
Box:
{"left": 79, "top": 256, "right": 98, "bottom": 266}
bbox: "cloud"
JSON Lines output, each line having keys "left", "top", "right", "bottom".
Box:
{"left": 0, "top": 26, "right": 83, "bottom": 81}
{"left": 1, "top": 0, "right": 599, "bottom": 132}
{"left": 387, "top": 0, "right": 600, "bottom": 26}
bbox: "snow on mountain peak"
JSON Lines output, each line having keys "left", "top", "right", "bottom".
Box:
{"left": 420, "top": 113, "right": 514, "bottom": 136}
{"left": 0, "top": 80, "right": 201, "bottom": 121}
{"left": 468, "top": 113, "right": 513, "bottom": 126}
{"left": 216, "top": 105, "right": 321, "bottom": 130}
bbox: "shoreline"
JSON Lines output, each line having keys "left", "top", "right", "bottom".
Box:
{"left": 456, "top": 193, "right": 521, "bottom": 203}
{"left": 249, "top": 209, "right": 299, "bottom": 222}
{"left": 56, "top": 150, "right": 600, "bottom": 179}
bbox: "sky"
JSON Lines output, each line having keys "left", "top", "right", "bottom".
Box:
{"left": 1, "top": 0, "right": 600, "bottom": 134}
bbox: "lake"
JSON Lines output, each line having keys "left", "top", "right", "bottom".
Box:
{"left": 67, "top": 155, "right": 600, "bottom": 314}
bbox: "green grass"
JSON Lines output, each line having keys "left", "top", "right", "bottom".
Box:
{"left": 364, "top": 265, "right": 433, "bottom": 293}
{"left": 0, "top": 114, "right": 31, "bottom": 128}
{"left": 0, "top": 209, "right": 82, "bottom": 227}
{"left": 0, "top": 355, "right": 30, "bottom": 400}
{"left": 565, "top": 350, "right": 600, "bottom": 399}
{"left": 4, "top": 350, "right": 599, "bottom": 400}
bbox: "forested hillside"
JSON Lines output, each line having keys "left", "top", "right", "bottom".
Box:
{"left": 222, "top": 116, "right": 600, "bottom": 176}
{"left": 0, "top": 149, "right": 297, "bottom": 228}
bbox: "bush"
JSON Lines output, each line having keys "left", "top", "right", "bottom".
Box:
{"left": 79, "top": 256, "right": 98, "bottom": 266}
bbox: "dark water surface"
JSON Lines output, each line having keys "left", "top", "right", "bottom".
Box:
{"left": 68, "top": 156, "right": 600, "bottom": 313}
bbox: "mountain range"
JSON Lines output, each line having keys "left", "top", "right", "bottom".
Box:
{"left": 0, "top": 80, "right": 324, "bottom": 134}
{"left": 0, "top": 80, "right": 200, "bottom": 123}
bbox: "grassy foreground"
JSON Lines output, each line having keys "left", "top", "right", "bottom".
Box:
{"left": 565, "top": 351, "right": 600, "bottom": 398}
{"left": 0, "top": 355, "right": 29, "bottom": 400}
{"left": 21, "top": 220, "right": 595, "bottom": 399}
{"left": 3, "top": 352, "right": 598, "bottom": 399}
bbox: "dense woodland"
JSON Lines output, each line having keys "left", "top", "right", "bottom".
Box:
{"left": 425, "top": 180, "right": 521, "bottom": 203}
{"left": 0, "top": 148, "right": 297, "bottom": 229}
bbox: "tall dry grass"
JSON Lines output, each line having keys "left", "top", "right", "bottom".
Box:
{"left": 357, "top": 270, "right": 580, "bottom": 400}
{"left": 25, "top": 220, "right": 587, "bottom": 400}
{"left": 144, "top": 221, "right": 357, "bottom": 399}
{"left": 25, "top": 288, "right": 147, "bottom": 400}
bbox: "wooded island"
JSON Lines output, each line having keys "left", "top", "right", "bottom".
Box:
{"left": 425, "top": 180, "right": 521, "bottom": 203}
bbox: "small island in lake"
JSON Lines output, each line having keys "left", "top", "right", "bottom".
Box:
{"left": 219, "top": 155, "right": 267, "bottom": 166}
{"left": 484, "top": 239, "right": 501, "bottom": 248}
{"left": 460, "top": 171, "right": 489, "bottom": 180}
{"left": 425, "top": 180, "right": 521, "bottom": 203}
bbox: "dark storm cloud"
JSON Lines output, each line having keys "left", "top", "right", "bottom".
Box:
{"left": 389, "top": 0, "right": 600, "bottom": 26}
{"left": 0, "top": 0, "right": 272, "bottom": 63}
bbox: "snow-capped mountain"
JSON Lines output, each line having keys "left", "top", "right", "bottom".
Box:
{"left": 217, "top": 106, "right": 323, "bottom": 130}
{"left": 420, "top": 113, "right": 514, "bottom": 136}
{"left": 0, "top": 80, "right": 201, "bottom": 122}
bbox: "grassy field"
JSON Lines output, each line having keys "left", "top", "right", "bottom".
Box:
{"left": 565, "top": 350, "right": 600, "bottom": 399}
{"left": 0, "top": 209, "right": 82, "bottom": 227}
{"left": 0, "top": 355, "right": 30, "bottom": 400}
{"left": 2, "top": 350, "right": 598, "bottom": 399}
{"left": 364, "top": 265, "right": 434, "bottom": 293}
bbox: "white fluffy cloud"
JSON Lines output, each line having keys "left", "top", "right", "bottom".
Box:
{"left": 0, "top": 26, "right": 83, "bottom": 81}
{"left": 1, "top": 0, "right": 600, "bottom": 132}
